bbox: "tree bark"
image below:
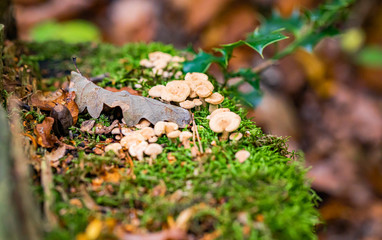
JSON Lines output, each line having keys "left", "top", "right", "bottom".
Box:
{"left": 0, "top": 0, "right": 18, "bottom": 40}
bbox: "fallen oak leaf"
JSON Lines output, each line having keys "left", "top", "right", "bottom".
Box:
{"left": 29, "top": 89, "right": 65, "bottom": 111}
{"left": 69, "top": 71, "right": 191, "bottom": 127}
{"left": 45, "top": 145, "right": 67, "bottom": 162}
{"left": 34, "top": 117, "right": 58, "bottom": 148}
{"left": 105, "top": 86, "right": 140, "bottom": 96}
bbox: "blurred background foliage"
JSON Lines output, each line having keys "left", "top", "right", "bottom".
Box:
{"left": 12, "top": 0, "right": 382, "bottom": 239}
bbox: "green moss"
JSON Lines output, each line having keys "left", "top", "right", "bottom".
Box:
{"left": 19, "top": 41, "right": 319, "bottom": 239}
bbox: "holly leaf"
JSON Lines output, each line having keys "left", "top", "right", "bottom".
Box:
{"left": 217, "top": 41, "right": 244, "bottom": 67}
{"left": 261, "top": 11, "right": 304, "bottom": 36}
{"left": 183, "top": 51, "right": 224, "bottom": 73}
{"left": 298, "top": 26, "right": 339, "bottom": 52}
{"left": 244, "top": 28, "right": 288, "bottom": 58}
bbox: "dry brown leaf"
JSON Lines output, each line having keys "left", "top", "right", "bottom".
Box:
{"left": 50, "top": 104, "right": 73, "bottom": 136}
{"left": 64, "top": 91, "right": 79, "bottom": 124}
{"left": 69, "top": 71, "right": 191, "bottom": 127}
{"left": 45, "top": 145, "right": 66, "bottom": 162}
{"left": 105, "top": 86, "right": 140, "bottom": 96}
{"left": 29, "top": 89, "right": 65, "bottom": 110}
{"left": 34, "top": 116, "right": 58, "bottom": 148}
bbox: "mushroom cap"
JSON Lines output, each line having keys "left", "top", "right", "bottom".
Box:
{"left": 161, "top": 80, "right": 190, "bottom": 102}
{"left": 104, "top": 143, "right": 122, "bottom": 155}
{"left": 120, "top": 132, "right": 145, "bottom": 149}
{"left": 135, "top": 119, "right": 151, "bottom": 129}
{"left": 149, "top": 51, "right": 172, "bottom": 62}
{"left": 185, "top": 72, "right": 208, "bottom": 82}
{"left": 229, "top": 132, "right": 243, "bottom": 141}
{"left": 139, "top": 127, "right": 155, "bottom": 140}
{"left": 235, "top": 150, "right": 250, "bottom": 163}
{"left": 209, "top": 112, "right": 241, "bottom": 133}
{"left": 180, "top": 100, "right": 195, "bottom": 109}
{"left": 148, "top": 85, "right": 165, "bottom": 98}
{"left": 205, "top": 92, "right": 224, "bottom": 104}
{"left": 154, "top": 121, "right": 167, "bottom": 136}
{"left": 144, "top": 143, "right": 163, "bottom": 157}
{"left": 195, "top": 85, "right": 213, "bottom": 98}
{"left": 207, "top": 108, "right": 231, "bottom": 119}
{"left": 179, "top": 131, "right": 193, "bottom": 141}
{"left": 129, "top": 141, "right": 148, "bottom": 160}
{"left": 165, "top": 122, "right": 178, "bottom": 134}
{"left": 167, "top": 130, "right": 181, "bottom": 139}
{"left": 111, "top": 127, "right": 132, "bottom": 135}
{"left": 193, "top": 98, "right": 203, "bottom": 106}
{"left": 148, "top": 136, "right": 158, "bottom": 143}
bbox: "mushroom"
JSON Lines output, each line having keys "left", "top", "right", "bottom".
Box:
{"left": 207, "top": 108, "right": 231, "bottom": 120}
{"left": 179, "top": 131, "right": 193, "bottom": 148}
{"left": 185, "top": 72, "right": 209, "bottom": 82}
{"left": 193, "top": 98, "right": 203, "bottom": 107}
{"left": 144, "top": 143, "right": 163, "bottom": 165}
{"left": 195, "top": 85, "right": 212, "bottom": 98}
{"left": 135, "top": 119, "right": 151, "bottom": 129}
{"left": 120, "top": 132, "right": 145, "bottom": 149}
{"left": 165, "top": 122, "right": 179, "bottom": 134}
{"left": 104, "top": 143, "right": 122, "bottom": 155}
{"left": 167, "top": 130, "right": 181, "bottom": 143}
{"left": 161, "top": 80, "right": 190, "bottom": 102}
{"left": 148, "top": 136, "right": 158, "bottom": 143}
{"left": 209, "top": 112, "right": 241, "bottom": 140}
{"left": 149, "top": 51, "right": 172, "bottom": 62}
{"left": 129, "top": 141, "right": 148, "bottom": 161}
{"left": 180, "top": 100, "right": 195, "bottom": 110}
{"left": 205, "top": 92, "right": 224, "bottom": 112}
{"left": 229, "top": 132, "right": 243, "bottom": 141}
{"left": 139, "top": 127, "right": 156, "bottom": 140}
{"left": 154, "top": 121, "right": 167, "bottom": 136}
{"left": 235, "top": 150, "right": 250, "bottom": 163}
{"left": 148, "top": 85, "right": 165, "bottom": 98}
{"left": 111, "top": 127, "right": 132, "bottom": 136}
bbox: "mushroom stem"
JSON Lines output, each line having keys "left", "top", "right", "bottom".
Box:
{"left": 209, "top": 104, "right": 218, "bottom": 113}
{"left": 183, "top": 140, "right": 190, "bottom": 149}
{"left": 221, "top": 131, "right": 229, "bottom": 140}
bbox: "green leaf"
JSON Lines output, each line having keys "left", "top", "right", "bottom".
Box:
{"left": 228, "top": 69, "right": 262, "bottom": 107}
{"left": 356, "top": 46, "right": 382, "bottom": 68}
{"left": 244, "top": 29, "right": 288, "bottom": 58}
{"left": 183, "top": 51, "right": 224, "bottom": 73}
{"left": 298, "top": 27, "right": 339, "bottom": 52}
{"left": 261, "top": 11, "right": 304, "bottom": 36}
{"left": 217, "top": 41, "right": 244, "bottom": 67}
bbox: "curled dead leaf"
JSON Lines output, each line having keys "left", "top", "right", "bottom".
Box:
{"left": 34, "top": 117, "right": 58, "bottom": 148}
{"left": 50, "top": 104, "right": 73, "bottom": 136}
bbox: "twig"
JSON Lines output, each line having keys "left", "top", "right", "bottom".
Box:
{"left": 72, "top": 57, "right": 81, "bottom": 74}
{"left": 125, "top": 151, "right": 135, "bottom": 179}
{"left": 192, "top": 114, "right": 196, "bottom": 151}
{"left": 192, "top": 114, "right": 203, "bottom": 154}
{"left": 252, "top": 59, "right": 276, "bottom": 73}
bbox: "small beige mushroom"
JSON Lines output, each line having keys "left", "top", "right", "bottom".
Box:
{"left": 167, "top": 130, "right": 181, "bottom": 143}
{"left": 129, "top": 141, "right": 148, "bottom": 161}
{"left": 165, "top": 122, "right": 179, "bottom": 134}
{"left": 180, "top": 100, "right": 195, "bottom": 109}
{"left": 140, "top": 59, "right": 153, "bottom": 68}
{"left": 209, "top": 112, "right": 241, "bottom": 140}
{"left": 149, "top": 51, "right": 172, "bottom": 62}
{"left": 179, "top": 131, "right": 193, "bottom": 148}
{"left": 139, "top": 127, "right": 156, "bottom": 140}
{"left": 148, "top": 136, "right": 158, "bottom": 143}
{"left": 154, "top": 121, "right": 167, "bottom": 136}
{"left": 205, "top": 92, "right": 224, "bottom": 112}
{"left": 193, "top": 98, "right": 203, "bottom": 107}
{"left": 207, "top": 108, "right": 231, "bottom": 120}
{"left": 120, "top": 132, "right": 145, "bottom": 149}
{"left": 135, "top": 119, "right": 151, "bottom": 129}
{"left": 195, "top": 85, "right": 212, "bottom": 98}
{"left": 104, "top": 143, "right": 122, "bottom": 155}
{"left": 161, "top": 80, "right": 190, "bottom": 102}
{"left": 148, "top": 85, "right": 165, "bottom": 98}
{"left": 235, "top": 150, "right": 250, "bottom": 163}
{"left": 185, "top": 72, "right": 208, "bottom": 82}
{"left": 111, "top": 127, "right": 132, "bottom": 136}
{"left": 144, "top": 143, "right": 163, "bottom": 165}
{"left": 229, "top": 132, "right": 243, "bottom": 141}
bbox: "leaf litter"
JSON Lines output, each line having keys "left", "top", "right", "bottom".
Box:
{"left": 3, "top": 41, "right": 319, "bottom": 240}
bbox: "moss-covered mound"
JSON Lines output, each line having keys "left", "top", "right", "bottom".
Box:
{"left": 16, "top": 41, "right": 319, "bottom": 240}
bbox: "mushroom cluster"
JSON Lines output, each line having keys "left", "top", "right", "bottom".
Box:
{"left": 208, "top": 108, "right": 242, "bottom": 140}
{"left": 140, "top": 51, "right": 184, "bottom": 78}
{"left": 104, "top": 119, "right": 193, "bottom": 162}
{"left": 148, "top": 72, "right": 225, "bottom": 111}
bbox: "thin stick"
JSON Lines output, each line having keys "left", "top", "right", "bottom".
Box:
{"left": 252, "top": 59, "right": 276, "bottom": 73}
{"left": 124, "top": 150, "right": 135, "bottom": 178}
{"left": 72, "top": 57, "right": 81, "bottom": 74}
{"left": 192, "top": 113, "right": 196, "bottom": 150}
{"left": 193, "top": 115, "right": 203, "bottom": 153}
